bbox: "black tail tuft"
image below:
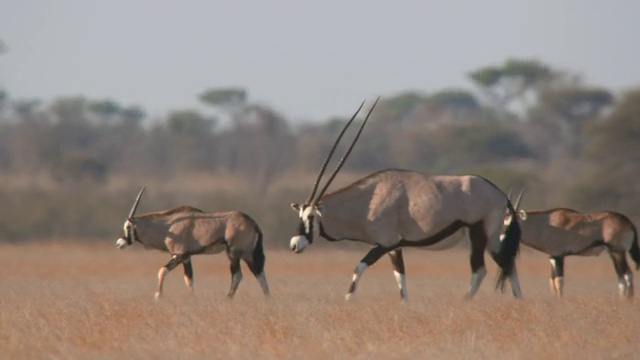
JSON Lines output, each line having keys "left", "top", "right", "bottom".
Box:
{"left": 494, "top": 202, "right": 521, "bottom": 292}
{"left": 249, "top": 226, "right": 266, "bottom": 276}
{"left": 629, "top": 224, "right": 640, "bottom": 271}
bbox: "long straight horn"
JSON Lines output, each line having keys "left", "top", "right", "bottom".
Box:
{"left": 507, "top": 187, "right": 513, "bottom": 202}
{"left": 514, "top": 188, "right": 525, "bottom": 209}
{"left": 128, "top": 186, "right": 146, "bottom": 219}
{"left": 304, "top": 100, "right": 366, "bottom": 204}
{"left": 314, "top": 96, "right": 380, "bottom": 203}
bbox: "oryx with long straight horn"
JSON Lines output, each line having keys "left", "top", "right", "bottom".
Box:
{"left": 505, "top": 190, "right": 639, "bottom": 298}
{"left": 116, "top": 187, "right": 270, "bottom": 300}
{"left": 290, "top": 98, "right": 523, "bottom": 300}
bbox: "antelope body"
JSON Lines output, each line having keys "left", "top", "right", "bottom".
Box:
{"left": 116, "top": 188, "right": 270, "bottom": 299}
{"left": 508, "top": 202, "right": 639, "bottom": 298}
{"left": 289, "top": 99, "right": 523, "bottom": 300}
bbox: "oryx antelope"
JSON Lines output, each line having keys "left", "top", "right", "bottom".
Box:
{"left": 289, "top": 99, "right": 523, "bottom": 301}
{"left": 116, "top": 187, "right": 270, "bottom": 300}
{"left": 505, "top": 190, "right": 639, "bottom": 298}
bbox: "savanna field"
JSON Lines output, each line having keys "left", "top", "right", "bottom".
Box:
{"left": 1, "top": 242, "right": 639, "bottom": 360}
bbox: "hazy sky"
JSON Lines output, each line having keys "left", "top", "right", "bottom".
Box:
{"left": 1, "top": 0, "right": 639, "bottom": 121}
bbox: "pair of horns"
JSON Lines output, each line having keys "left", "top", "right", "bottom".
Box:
{"left": 507, "top": 188, "right": 525, "bottom": 209}
{"left": 305, "top": 97, "right": 380, "bottom": 205}
{"left": 128, "top": 186, "right": 146, "bottom": 219}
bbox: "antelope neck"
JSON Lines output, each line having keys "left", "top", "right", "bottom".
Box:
{"left": 318, "top": 221, "right": 337, "bottom": 242}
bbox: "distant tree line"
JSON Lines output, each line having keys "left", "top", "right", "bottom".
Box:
{"left": 0, "top": 56, "right": 638, "bottom": 244}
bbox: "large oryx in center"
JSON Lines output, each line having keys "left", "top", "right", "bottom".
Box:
{"left": 116, "top": 187, "right": 270, "bottom": 300}
{"left": 289, "top": 99, "right": 523, "bottom": 300}
{"left": 505, "top": 190, "right": 639, "bottom": 298}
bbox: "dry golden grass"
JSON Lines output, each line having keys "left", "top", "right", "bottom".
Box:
{"left": 1, "top": 243, "right": 639, "bottom": 359}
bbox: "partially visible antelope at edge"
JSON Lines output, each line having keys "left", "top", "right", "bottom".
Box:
{"left": 289, "top": 98, "right": 523, "bottom": 301}
{"left": 504, "top": 189, "right": 639, "bottom": 298}
{"left": 116, "top": 187, "right": 270, "bottom": 300}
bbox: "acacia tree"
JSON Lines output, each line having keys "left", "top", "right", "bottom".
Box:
{"left": 119, "top": 105, "right": 146, "bottom": 128}
{"left": 468, "top": 58, "right": 553, "bottom": 118}
{"left": 422, "top": 88, "right": 483, "bottom": 124}
{"left": 88, "top": 99, "right": 121, "bottom": 125}
{"left": 528, "top": 84, "right": 613, "bottom": 158}
{"left": 566, "top": 88, "right": 640, "bottom": 216}
{"left": 380, "top": 91, "right": 426, "bottom": 122}
{"left": 198, "top": 87, "right": 293, "bottom": 194}
{"left": 199, "top": 87, "right": 247, "bottom": 126}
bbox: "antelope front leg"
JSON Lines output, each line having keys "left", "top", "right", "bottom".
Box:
{"left": 388, "top": 248, "right": 408, "bottom": 301}
{"left": 345, "top": 245, "right": 389, "bottom": 301}
{"left": 549, "top": 257, "right": 564, "bottom": 298}
{"left": 182, "top": 257, "right": 194, "bottom": 296}
{"left": 624, "top": 271, "right": 634, "bottom": 298}
{"left": 156, "top": 255, "right": 182, "bottom": 300}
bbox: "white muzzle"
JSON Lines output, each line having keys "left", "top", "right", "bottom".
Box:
{"left": 290, "top": 235, "right": 309, "bottom": 253}
{"left": 116, "top": 237, "right": 128, "bottom": 249}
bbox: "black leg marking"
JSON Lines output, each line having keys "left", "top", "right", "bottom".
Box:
{"left": 610, "top": 251, "right": 630, "bottom": 278}
{"left": 346, "top": 245, "right": 391, "bottom": 300}
{"left": 360, "top": 245, "right": 391, "bottom": 266}
{"left": 609, "top": 250, "right": 633, "bottom": 298}
{"left": 183, "top": 257, "right": 193, "bottom": 279}
{"left": 347, "top": 281, "right": 358, "bottom": 294}
{"left": 156, "top": 254, "right": 188, "bottom": 299}
{"left": 389, "top": 248, "right": 405, "bottom": 274}
{"left": 389, "top": 248, "right": 407, "bottom": 300}
{"left": 550, "top": 256, "right": 564, "bottom": 278}
{"left": 164, "top": 254, "right": 185, "bottom": 271}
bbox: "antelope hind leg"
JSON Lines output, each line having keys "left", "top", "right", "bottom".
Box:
{"left": 244, "top": 258, "right": 270, "bottom": 298}
{"left": 609, "top": 251, "right": 632, "bottom": 298}
{"left": 227, "top": 255, "right": 243, "bottom": 299}
{"left": 388, "top": 248, "right": 408, "bottom": 301}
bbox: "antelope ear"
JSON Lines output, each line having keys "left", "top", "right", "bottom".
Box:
{"left": 314, "top": 204, "right": 324, "bottom": 217}
{"left": 518, "top": 209, "right": 528, "bottom": 220}
{"left": 290, "top": 203, "right": 301, "bottom": 212}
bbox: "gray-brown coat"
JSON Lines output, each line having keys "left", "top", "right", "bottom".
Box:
{"left": 116, "top": 188, "right": 270, "bottom": 299}
{"left": 289, "top": 99, "right": 522, "bottom": 300}
{"left": 510, "top": 206, "right": 639, "bottom": 298}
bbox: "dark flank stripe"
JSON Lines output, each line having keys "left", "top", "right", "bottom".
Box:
{"left": 320, "top": 219, "right": 470, "bottom": 249}
{"left": 572, "top": 240, "right": 607, "bottom": 256}
{"left": 397, "top": 220, "right": 468, "bottom": 247}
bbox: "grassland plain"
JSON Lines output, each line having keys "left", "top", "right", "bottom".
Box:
{"left": 1, "top": 242, "right": 639, "bottom": 359}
